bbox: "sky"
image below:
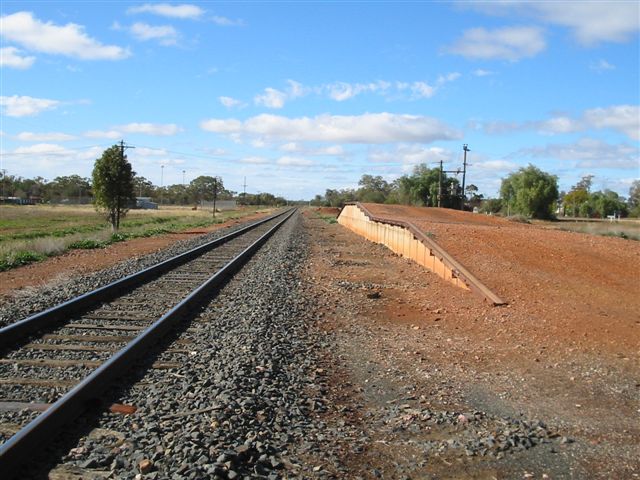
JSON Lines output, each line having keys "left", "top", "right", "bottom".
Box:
{"left": 1, "top": 1, "right": 639, "bottom": 200}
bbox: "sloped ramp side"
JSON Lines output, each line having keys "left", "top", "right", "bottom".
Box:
{"left": 338, "top": 203, "right": 506, "bottom": 306}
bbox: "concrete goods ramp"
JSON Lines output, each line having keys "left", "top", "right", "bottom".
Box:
{"left": 338, "top": 203, "right": 506, "bottom": 305}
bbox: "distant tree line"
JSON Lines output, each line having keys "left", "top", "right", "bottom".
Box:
{"left": 0, "top": 170, "right": 285, "bottom": 207}
{"left": 311, "top": 164, "right": 639, "bottom": 220}
{"left": 312, "top": 166, "right": 482, "bottom": 211}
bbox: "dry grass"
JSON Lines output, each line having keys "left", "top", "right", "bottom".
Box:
{"left": 0, "top": 204, "right": 272, "bottom": 270}
{"left": 536, "top": 218, "right": 640, "bottom": 241}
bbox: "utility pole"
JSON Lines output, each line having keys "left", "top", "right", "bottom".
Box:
{"left": 461, "top": 144, "right": 470, "bottom": 210}
{"left": 213, "top": 178, "right": 218, "bottom": 218}
{"left": 160, "top": 164, "right": 165, "bottom": 206}
{"left": 439, "top": 161, "right": 462, "bottom": 209}
{"left": 242, "top": 176, "right": 247, "bottom": 206}
{"left": 438, "top": 160, "right": 443, "bottom": 208}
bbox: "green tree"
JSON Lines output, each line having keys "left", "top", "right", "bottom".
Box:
{"left": 591, "top": 190, "right": 628, "bottom": 218}
{"left": 500, "top": 165, "right": 558, "bottom": 219}
{"left": 92, "top": 144, "right": 136, "bottom": 232}
{"left": 46, "top": 175, "right": 92, "bottom": 203}
{"left": 357, "top": 174, "right": 391, "bottom": 203}
{"left": 628, "top": 180, "right": 640, "bottom": 217}
{"left": 563, "top": 188, "right": 590, "bottom": 217}
{"left": 396, "top": 164, "right": 459, "bottom": 208}
{"left": 188, "top": 176, "right": 225, "bottom": 203}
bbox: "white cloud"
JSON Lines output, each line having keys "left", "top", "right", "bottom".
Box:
{"left": 253, "top": 80, "right": 308, "bottom": 109}
{"left": 16, "top": 131, "right": 76, "bottom": 142}
{"left": 130, "top": 22, "right": 178, "bottom": 45}
{"left": 583, "top": 105, "right": 640, "bottom": 141}
{"left": 0, "top": 12, "right": 130, "bottom": 60}
{"left": 518, "top": 137, "right": 639, "bottom": 169}
{"left": 409, "top": 81, "right": 436, "bottom": 99}
{"left": 537, "top": 116, "right": 581, "bottom": 135}
{"left": 0, "top": 95, "right": 60, "bottom": 117}
{"left": 200, "top": 113, "right": 462, "bottom": 144}
{"left": 0, "top": 46, "right": 35, "bottom": 69}
{"left": 589, "top": 59, "right": 615, "bottom": 72}
{"left": 276, "top": 156, "right": 314, "bottom": 167}
{"left": 128, "top": 3, "right": 204, "bottom": 19}
{"left": 478, "top": 105, "right": 639, "bottom": 141}
{"left": 474, "top": 160, "right": 518, "bottom": 171}
{"left": 84, "top": 130, "right": 122, "bottom": 139}
{"left": 135, "top": 147, "right": 168, "bottom": 156}
{"left": 12, "top": 143, "right": 70, "bottom": 155}
{"left": 369, "top": 145, "right": 453, "bottom": 171}
{"left": 437, "top": 72, "right": 461, "bottom": 83}
{"left": 446, "top": 26, "right": 546, "bottom": 61}
{"left": 219, "top": 96, "right": 244, "bottom": 108}
{"left": 117, "top": 123, "right": 183, "bottom": 136}
{"left": 211, "top": 15, "right": 245, "bottom": 27}
{"left": 326, "top": 80, "right": 391, "bottom": 101}
{"left": 529, "top": 3, "right": 639, "bottom": 45}
{"left": 286, "top": 80, "right": 307, "bottom": 99}
{"left": 278, "top": 142, "right": 345, "bottom": 156}
{"left": 473, "top": 69, "right": 495, "bottom": 77}
{"left": 240, "top": 156, "right": 269, "bottom": 164}
{"left": 254, "top": 88, "right": 287, "bottom": 109}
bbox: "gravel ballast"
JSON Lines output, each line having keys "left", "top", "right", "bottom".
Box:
{"left": 13, "top": 210, "right": 337, "bottom": 478}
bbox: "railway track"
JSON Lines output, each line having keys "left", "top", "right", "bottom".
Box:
{"left": 0, "top": 208, "right": 296, "bottom": 472}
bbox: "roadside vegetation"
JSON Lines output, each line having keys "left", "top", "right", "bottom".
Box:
{"left": 0, "top": 205, "right": 268, "bottom": 271}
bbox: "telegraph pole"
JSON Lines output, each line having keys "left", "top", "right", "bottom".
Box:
{"left": 213, "top": 177, "right": 218, "bottom": 218}
{"left": 438, "top": 160, "right": 443, "bottom": 208}
{"left": 461, "top": 144, "right": 470, "bottom": 210}
{"left": 242, "top": 177, "right": 247, "bottom": 206}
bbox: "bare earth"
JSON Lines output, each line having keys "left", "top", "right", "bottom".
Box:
{"left": 1, "top": 207, "right": 639, "bottom": 478}
{"left": 302, "top": 206, "right": 639, "bottom": 479}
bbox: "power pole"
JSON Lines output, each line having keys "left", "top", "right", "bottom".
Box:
{"left": 461, "top": 144, "right": 470, "bottom": 210}
{"left": 438, "top": 160, "right": 443, "bottom": 208}
{"left": 212, "top": 177, "right": 217, "bottom": 218}
{"left": 242, "top": 176, "right": 247, "bottom": 206}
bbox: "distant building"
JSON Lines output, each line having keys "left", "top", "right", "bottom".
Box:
{"left": 135, "top": 197, "right": 158, "bottom": 209}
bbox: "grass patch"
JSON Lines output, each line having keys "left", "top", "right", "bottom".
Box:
{"left": 0, "top": 205, "right": 271, "bottom": 271}
{"left": 538, "top": 218, "right": 640, "bottom": 241}
{"left": 0, "top": 251, "right": 46, "bottom": 271}
{"left": 68, "top": 239, "right": 109, "bottom": 249}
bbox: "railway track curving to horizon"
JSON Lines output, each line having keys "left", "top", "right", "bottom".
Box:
{"left": 0, "top": 208, "right": 296, "bottom": 474}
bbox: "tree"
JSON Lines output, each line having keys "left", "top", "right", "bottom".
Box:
{"left": 563, "top": 188, "right": 590, "bottom": 217}
{"left": 629, "top": 180, "right": 640, "bottom": 217}
{"left": 188, "top": 176, "right": 225, "bottom": 203}
{"left": 357, "top": 174, "right": 391, "bottom": 203}
{"left": 500, "top": 164, "right": 558, "bottom": 219}
{"left": 46, "top": 175, "right": 92, "bottom": 203}
{"left": 92, "top": 144, "right": 136, "bottom": 232}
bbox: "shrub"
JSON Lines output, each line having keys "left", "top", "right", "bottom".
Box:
{"left": 68, "top": 239, "right": 108, "bottom": 249}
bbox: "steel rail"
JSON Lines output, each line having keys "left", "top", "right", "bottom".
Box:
{"left": 0, "top": 207, "right": 296, "bottom": 474}
{"left": 0, "top": 208, "right": 291, "bottom": 351}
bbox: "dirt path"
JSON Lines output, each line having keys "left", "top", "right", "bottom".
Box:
{"left": 302, "top": 207, "right": 639, "bottom": 479}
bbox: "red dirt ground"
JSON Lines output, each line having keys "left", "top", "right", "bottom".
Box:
{"left": 302, "top": 206, "right": 640, "bottom": 478}
{"left": 362, "top": 203, "right": 640, "bottom": 357}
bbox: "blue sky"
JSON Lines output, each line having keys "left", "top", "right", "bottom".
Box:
{"left": 1, "top": 1, "right": 638, "bottom": 200}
